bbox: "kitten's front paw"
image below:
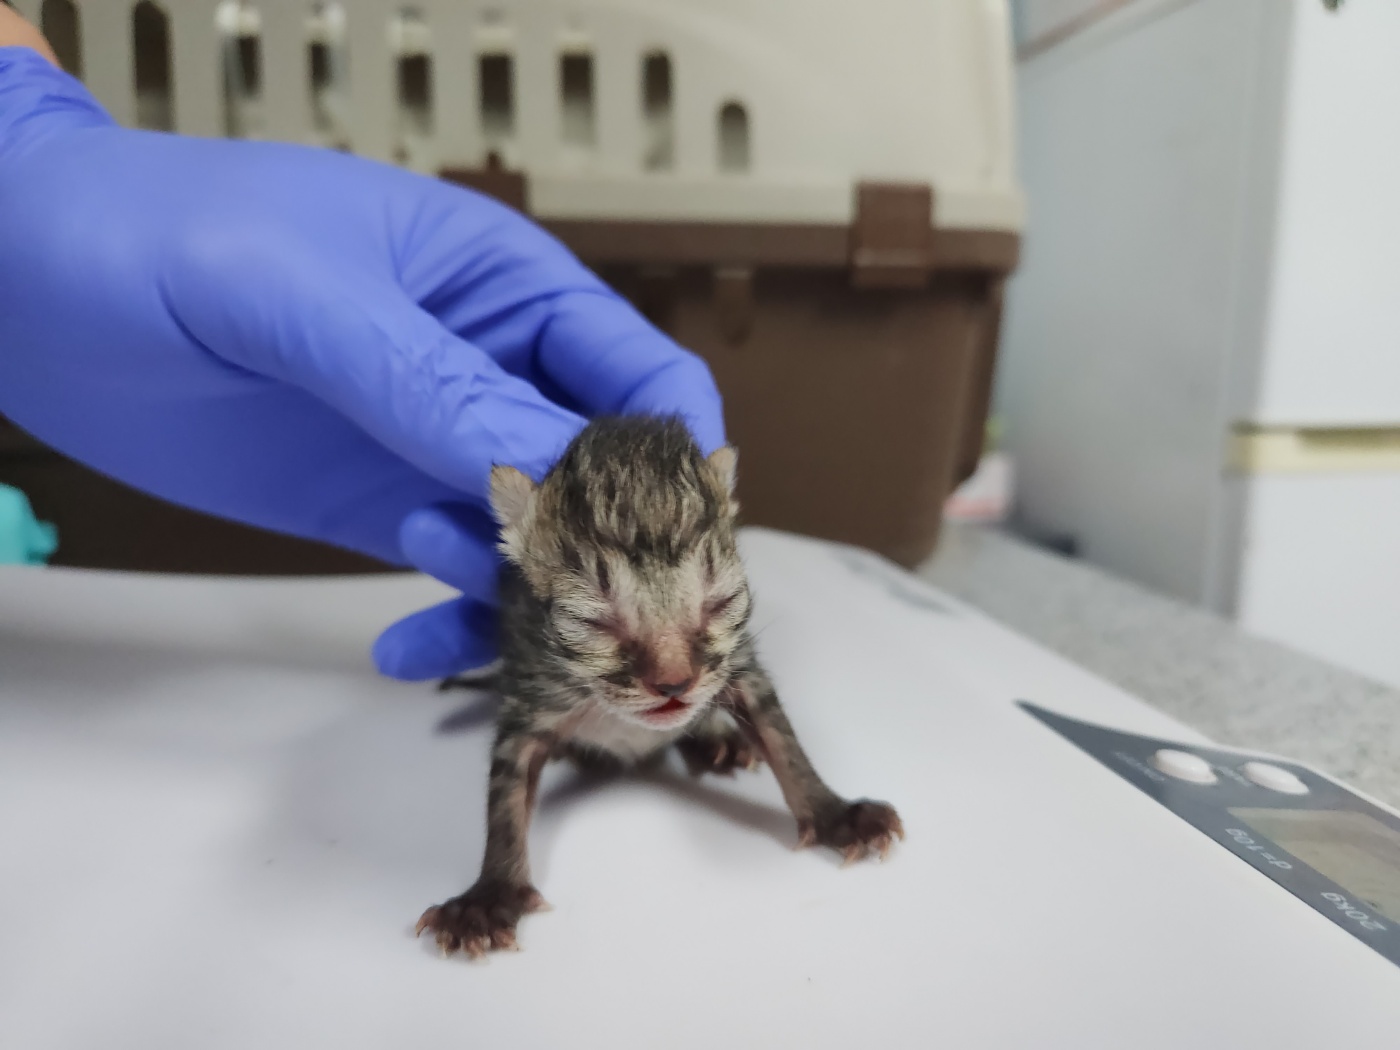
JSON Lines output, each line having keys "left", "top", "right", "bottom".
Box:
{"left": 675, "top": 728, "right": 762, "bottom": 777}
{"left": 415, "top": 880, "right": 549, "bottom": 959}
{"left": 798, "top": 800, "right": 905, "bottom": 864}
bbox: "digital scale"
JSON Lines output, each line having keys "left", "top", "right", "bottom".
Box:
{"left": 1, "top": 528, "right": 1397, "bottom": 1047}
{"left": 1023, "top": 703, "right": 1400, "bottom": 967}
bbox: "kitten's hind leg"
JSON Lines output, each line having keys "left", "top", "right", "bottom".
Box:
{"left": 676, "top": 707, "right": 762, "bottom": 777}
{"left": 435, "top": 662, "right": 502, "bottom": 735}
{"left": 437, "top": 660, "right": 502, "bottom": 694}
{"left": 558, "top": 740, "right": 632, "bottom": 777}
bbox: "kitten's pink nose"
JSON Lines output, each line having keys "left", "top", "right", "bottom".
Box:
{"left": 645, "top": 676, "right": 695, "bottom": 700}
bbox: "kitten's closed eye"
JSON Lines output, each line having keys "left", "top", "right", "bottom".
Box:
{"left": 583, "top": 616, "right": 619, "bottom": 636}
{"left": 703, "top": 592, "right": 742, "bottom": 622}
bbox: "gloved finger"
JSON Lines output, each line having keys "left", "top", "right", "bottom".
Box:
{"left": 397, "top": 503, "right": 500, "bottom": 602}
{"left": 165, "top": 247, "right": 584, "bottom": 502}
{"left": 390, "top": 192, "right": 725, "bottom": 453}
{"left": 534, "top": 290, "right": 727, "bottom": 454}
{"left": 372, "top": 596, "right": 498, "bottom": 681}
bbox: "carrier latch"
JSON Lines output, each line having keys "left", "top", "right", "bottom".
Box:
{"left": 439, "top": 152, "right": 529, "bottom": 214}
{"left": 850, "top": 182, "right": 934, "bottom": 289}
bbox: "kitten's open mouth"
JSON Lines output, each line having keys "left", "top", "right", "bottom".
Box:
{"left": 642, "top": 697, "right": 690, "bottom": 721}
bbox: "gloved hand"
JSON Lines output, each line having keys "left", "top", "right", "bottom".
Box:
{"left": 0, "top": 47, "right": 724, "bottom": 680}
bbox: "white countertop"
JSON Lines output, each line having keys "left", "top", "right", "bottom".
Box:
{"left": 3, "top": 529, "right": 1396, "bottom": 1048}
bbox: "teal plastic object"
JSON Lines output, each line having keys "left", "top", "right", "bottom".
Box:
{"left": 0, "top": 484, "right": 58, "bottom": 565}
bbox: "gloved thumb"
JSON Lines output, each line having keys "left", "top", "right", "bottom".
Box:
{"left": 374, "top": 509, "right": 503, "bottom": 679}
{"left": 372, "top": 596, "right": 498, "bottom": 680}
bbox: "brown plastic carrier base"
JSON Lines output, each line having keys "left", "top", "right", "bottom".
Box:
{"left": 1, "top": 175, "right": 1015, "bottom": 575}
{"left": 600, "top": 265, "right": 1000, "bottom": 568}
{"left": 0, "top": 418, "right": 390, "bottom": 575}
{"left": 446, "top": 168, "right": 1018, "bottom": 568}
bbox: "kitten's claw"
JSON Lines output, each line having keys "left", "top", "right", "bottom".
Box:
{"left": 795, "top": 822, "right": 817, "bottom": 850}
{"left": 803, "top": 800, "right": 904, "bottom": 865}
{"left": 463, "top": 935, "right": 491, "bottom": 959}
{"left": 676, "top": 727, "right": 762, "bottom": 778}
{"left": 417, "top": 880, "right": 545, "bottom": 960}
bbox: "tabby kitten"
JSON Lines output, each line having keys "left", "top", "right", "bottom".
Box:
{"left": 416, "top": 416, "right": 903, "bottom": 958}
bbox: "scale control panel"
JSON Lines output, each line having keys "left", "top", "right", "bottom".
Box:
{"left": 1022, "top": 702, "right": 1400, "bottom": 967}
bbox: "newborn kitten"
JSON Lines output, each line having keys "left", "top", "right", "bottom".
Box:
{"left": 416, "top": 416, "right": 903, "bottom": 958}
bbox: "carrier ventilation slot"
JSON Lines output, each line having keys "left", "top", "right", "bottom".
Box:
{"left": 216, "top": 2, "right": 264, "bottom": 139}
{"left": 560, "top": 50, "right": 596, "bottom": 148}
{"left": 106, "top": 12, "right": 762, "bottom": 177}
{"left": 479, "top": 52, "right": 516, "bottom": 157}
{"left": 307, "top": 2, "right": 350, "bottom": 149}
{"left": 641, "top": 50, "right": 673, "bottom": 170}
{"left": 41, "top": 0, "right": 82, "bottom": 79}
{"left": 391, "top": 8, "right": 436, "bottom": 165}
{"left": 718, "top": 100, "right": 750, "bottom": 172}
{"left": 132, "top": 1, "right": 174, "bottom": 131}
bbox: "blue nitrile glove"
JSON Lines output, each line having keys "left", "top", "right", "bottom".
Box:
{"left": 0, "top": 48, "right": 723, "bottom": 679}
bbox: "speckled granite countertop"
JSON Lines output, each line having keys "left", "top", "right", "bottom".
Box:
{"left": 918, "top": 523, "right": 1400, "bottom": 808}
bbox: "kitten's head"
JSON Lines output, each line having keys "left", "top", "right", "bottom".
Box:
{"left": 490, "top": 417, "right": 750, "bottom": 731}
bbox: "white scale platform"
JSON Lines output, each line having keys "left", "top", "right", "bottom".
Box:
{"left": 1, "top": 528, "right": 1396, "bottom": 1047}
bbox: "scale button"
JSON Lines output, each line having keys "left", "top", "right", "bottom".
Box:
{"left": 1242, "top": 762, "right": 1309, "bottom": 795}
{"left": 1151, "top": 749, "right": 1218, "bottom": 784}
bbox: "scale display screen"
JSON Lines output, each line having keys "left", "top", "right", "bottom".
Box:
{"left": 1230, "top": 807, "right": 1400, "bottom": 923}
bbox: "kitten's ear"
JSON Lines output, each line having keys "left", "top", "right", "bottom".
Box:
{"left": 489, "top": 465, "right": 537, "bottom": 530}
{"left": 707, "top": 446, "right": 738, "bottom": 497}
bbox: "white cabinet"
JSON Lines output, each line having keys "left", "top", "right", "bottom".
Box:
{"left": 1001, "top": 0, "right": 1400, "bottom": 686}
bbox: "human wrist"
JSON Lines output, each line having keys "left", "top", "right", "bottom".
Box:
{"left": 0, "top": 7, "right": 58, "bottom": 65}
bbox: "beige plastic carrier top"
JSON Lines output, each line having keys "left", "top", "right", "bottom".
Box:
{"left": 16, "top": 0, "right": 1023, "bottom": 232}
